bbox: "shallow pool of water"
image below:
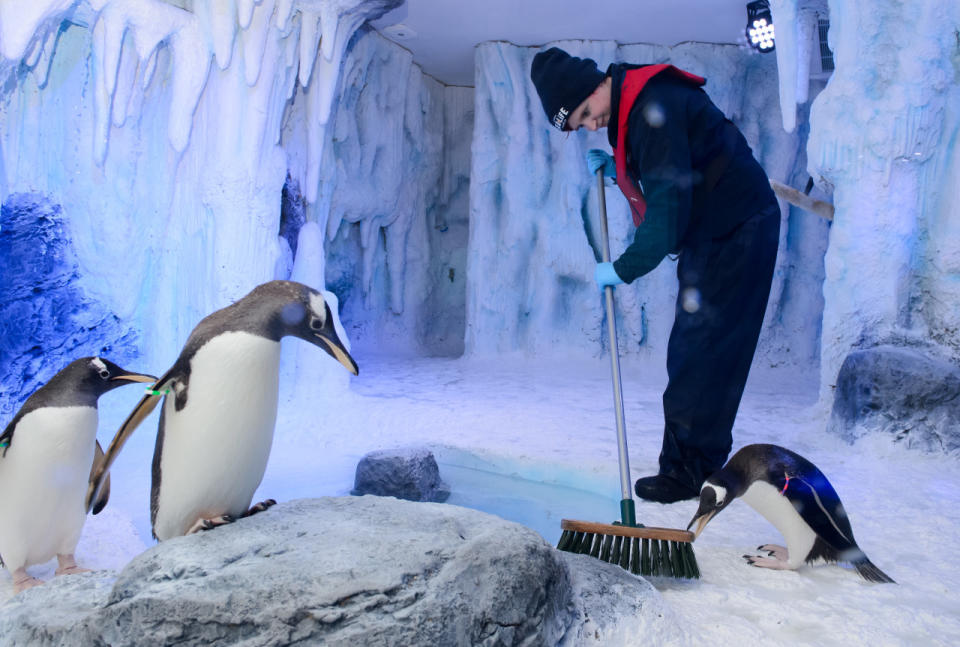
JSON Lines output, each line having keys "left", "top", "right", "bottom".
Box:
{"left": 437, "top": 459, "right": 619, "bottom": 546}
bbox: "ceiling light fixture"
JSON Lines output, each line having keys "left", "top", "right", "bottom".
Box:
{"left": 746, "top": 0, "right": 775, "bottom": 53}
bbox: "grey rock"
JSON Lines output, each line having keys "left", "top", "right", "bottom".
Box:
{"left": 829, "top": 345, "right": 960, "bottom": 452}
{"left": 0, "top": 497, "right": 677, "bottom": 646}
{"left": 353, "top": 447, "right": 451, "bottom": 502}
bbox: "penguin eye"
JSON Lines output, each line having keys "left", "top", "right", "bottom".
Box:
{"left": 98, "top": 369, "right": 110, "bottom": 380}
{"left": 309, "top": 317, "right": 323, "bottom": 331}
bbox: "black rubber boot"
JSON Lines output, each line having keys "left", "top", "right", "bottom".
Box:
{"left": 634, "top": 474, "right": 699, "bottom": 504}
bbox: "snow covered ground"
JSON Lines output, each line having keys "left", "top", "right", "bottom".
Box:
{"left": 2, "top": 352, "right": 958, "bottom": 646}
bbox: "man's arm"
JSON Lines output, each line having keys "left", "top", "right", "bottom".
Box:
{"left": 612, "top": 83, "right": 693, "bottom": 284}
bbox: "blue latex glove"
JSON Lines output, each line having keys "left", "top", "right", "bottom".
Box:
{"left": 585, "top": 149, "right": 616, "bottom": 180}
{"left": 594, "top": 262, "right": 624, "bottom": 290}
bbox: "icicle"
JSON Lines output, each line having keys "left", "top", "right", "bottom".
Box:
{"left": 769, "top": 0, "right": 799, "bottom": 133}
{"left": 360, "top": 215, "right": 382, "bottom": 305}
{"left": 297, "top": 10, "right": 320, "bottom": 88}
{"left": 275, "top": 0, "right": 294, "bottom": 31}
{"left": 283, "top": 27, "right": 300, "bottom": 100}
{"left": 209, "top": 0, "right": 238, "bottom": 70}
{"left": 795, "top": 8, "right": 818, "bottom": 105}
{"left": 31, "top": 27, "right": 58, "bottom": 89}
{"left": 112, "top": 31, "right": 138, "bottom": 127}
{"left": 237, "top": 0, "right": 256, "bottom": 30}
{"left": 243, "top": 0, "right": 275, "bottom": 86}
{"left": 384, "top": 222, "right": 406, "bottom": 314}
{"left": 304, "top": 67, "right": 324, "bottom": 204}
{"left": 93, "top": 0, "right": 214, "bottom": 156}
{"left": 90, "top": 15, "right": 119, "bottom": 165}
{"left": 0, "top": 0, "right": 73, "bottom": 62}
{"left": 142, "top": 45, "right": 158, "bottom": 88}
{"left": 303, "top": 14, "right": 362, "bottom": 203}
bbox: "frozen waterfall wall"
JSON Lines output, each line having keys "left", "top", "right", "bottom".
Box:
{"left": 284, "top": 27, "right": 473, "bottom": 359}
{"left": 794, "top": 0, "right": 960, "bottom": 401}
{"left": 466, "top": 40, "right": 827, "bottom": 376}
{"left": 0, "top": 0, "right": 474, "bottom": 415}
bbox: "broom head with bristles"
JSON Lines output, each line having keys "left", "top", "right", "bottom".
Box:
{"left": 557, "top": 519, "right": 700, "bottom": 579}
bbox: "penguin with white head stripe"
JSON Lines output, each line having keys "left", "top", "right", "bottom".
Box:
{"left": 87, "top": 280, "right": 358, "bottom": 540}
{"left": 0, "top": 357, "right": 156, "bottom": 593}
{"left": 687, "top": 443, "right": 895, "bottom": 583}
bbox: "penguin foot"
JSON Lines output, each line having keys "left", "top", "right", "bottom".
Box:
{"left": 243, "top": 498, "right": 277, "bottom": 517}
{"left": 757, "top": 544, "right": 789, "bottom": 561}
{"left": 55, "top": 554, "right": 91, "bottom": 577}
{"left": 743, "top": 555, "right": 794, "bottom": 570}
{"left": 187, "top": 514, "right": 237, "bottom": 534}
{"left": 12, "top": 569, "right": 43, "bottom": 594}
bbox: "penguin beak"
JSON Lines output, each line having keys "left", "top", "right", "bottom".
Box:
{"left": 110, "top": 373, "right": 158, "bottom": 384}
{"left": 687, "top": 510, "right": 717, "bottom": 539}
{"left": 314, "top": 333, "right": 359, "bottom": 376}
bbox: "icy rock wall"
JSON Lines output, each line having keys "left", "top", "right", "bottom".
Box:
{"left": 0, "top": 193, "right": 139, "bottom": 416}
{"left": 467, "top": 40, "right": 824, "bottom": 371}
{"left": 801, "top": 0, "right": 960, "bottom": 401}
{"left": 0, "top": 0, "right": 401, "bottom": 409}
{"left": 283, "top": 26, "right": 473, "bottom": 357}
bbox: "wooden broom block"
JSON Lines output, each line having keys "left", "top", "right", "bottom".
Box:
{"left": 561, "top": 518, "right": 695, "bottom": 543}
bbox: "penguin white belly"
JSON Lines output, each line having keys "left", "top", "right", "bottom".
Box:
{"left": 0, "top": 407, "right": 97, "bottom": 569}
{"left": 740, "top": 481, "right": 817, "bottom": 569}
{"left": 154, "top": 332, "right": 281, "bottom": 540}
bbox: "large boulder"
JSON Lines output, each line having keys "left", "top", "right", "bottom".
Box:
{"left": 0, "top": 497, "right": 677, "bottom": 646}
{"left": 352, "top": 447, "right": 451, "bottom": 502}
{"left": 829, "top": 345, "right": 960, "bottom": 452}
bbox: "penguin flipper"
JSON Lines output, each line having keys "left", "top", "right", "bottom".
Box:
{"left": 85, "top": 371, "right": 173, "bottom": 512}
{"left": 89, "top": 440, "right": 111, "bottom": 515}
{"left": 782, "top": 473, "right": 859, "bottom": 554}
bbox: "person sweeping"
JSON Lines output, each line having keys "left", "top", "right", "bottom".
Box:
{"left": 531, "top": 47, "right": 781, "bottom": 504}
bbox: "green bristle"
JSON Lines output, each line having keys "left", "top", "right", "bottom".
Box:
{"left": 578, "top": 533, "right": 596, "bottom": 555}
{"left": 589, "top": 534, "right": 602, "bottom": 558}
{"left": 569, "top": 531, "right": 585, "bottom": 553}
{"left": 682, "top": 542, "right": 701, "bottom": 579}
{"left": 641, "top": 538, "right": 651, "bottom": 575}
{"left": 630, "top": 537, "right": 641, "bottom": 575}
{"left": 658, "top": 540, "right": 671, "bottom": 575}
{"left": 670, "top": 541, "right": 683, "bottom": 576}
{"left": 557, "top": 530, "right": 574, "bottom": 552}
{"left": 619, "top": 537, "right": 631, "bottom": 570}
{"left": 610, "top": 536, "right": 623, "bottom": 564}
{"left": 599, "top": 534, "right": 613, "bottom": 562}
{"left": 650, "top": 539, "right": 661, "bottom": 576}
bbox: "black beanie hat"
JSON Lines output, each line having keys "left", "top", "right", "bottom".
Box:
{"left": 530, "top": 47, "right": 605, "bottom": 131}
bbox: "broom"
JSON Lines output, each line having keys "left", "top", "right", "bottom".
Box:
{"left": 556, "top": 167, "right": 700, "bottom": 579}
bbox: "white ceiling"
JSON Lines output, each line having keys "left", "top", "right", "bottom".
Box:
{"left": 370, "top": 0, "right": 755, "bottom": 87}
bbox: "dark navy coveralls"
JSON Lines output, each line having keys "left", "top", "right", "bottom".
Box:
{"left": 606, "top": 63, "right": 781, "bottom": 491}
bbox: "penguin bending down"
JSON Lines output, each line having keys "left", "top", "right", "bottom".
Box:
{"left": 0, "top": 358, "right": 156, "bottom": 594}
{"left": 86, "top": 280, "right": 359, "bottom": 541}
{"left": 687, "top": 443, "right": 895, "bottom": 583}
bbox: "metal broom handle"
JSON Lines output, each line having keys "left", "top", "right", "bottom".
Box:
{"left": 595, "top": 169, "right": 635, "bottom": 515}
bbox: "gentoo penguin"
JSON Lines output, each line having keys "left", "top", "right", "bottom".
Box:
{"left": 687, "top": 443, "right": 895, "bottom": 583}
{"left": 0, "top": 357, "right": 156, "bottom": 593}
{"left": 86, "top": 280, "right": 358, "bottom": 541}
